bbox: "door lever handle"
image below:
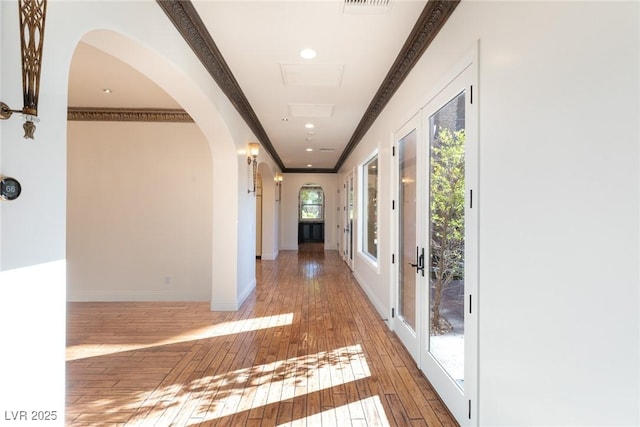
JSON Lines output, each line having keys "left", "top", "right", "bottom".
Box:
{"left": 409, "top": 246, "right": 425, "bottom": 276}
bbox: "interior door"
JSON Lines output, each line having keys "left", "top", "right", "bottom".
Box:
{"left": 394, "top": 117, "right": 423, "bottom": 361}
{"left": 420, "top": 64, "right": 477, "bottom": 425}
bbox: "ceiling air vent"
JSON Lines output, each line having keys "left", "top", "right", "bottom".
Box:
{"left": 281, "top": 63, "right": 344, "bottom": 87}
{"left": 288, "top": 103, "right": 335, "bottom": 118}
{"left": 343, "top": 0, "right": 391, "bottom": 14}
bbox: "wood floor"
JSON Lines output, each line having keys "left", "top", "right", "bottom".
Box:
{"left": 66, "top": 249, "right": 456, "bottom": 426}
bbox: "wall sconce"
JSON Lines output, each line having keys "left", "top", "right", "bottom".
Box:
{"left": 247, "top": 142, "right": 259, "bottom": 195}
{"left": 0, "top": 0, "right": 48, "bottom": 139}
{"left": 274, "top": 173, "right": 283, "bottom": 202}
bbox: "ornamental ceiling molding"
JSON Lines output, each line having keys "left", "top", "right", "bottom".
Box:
{"left": 334, "top": 0, "right": 460, "bottom": 170}
{"left": 67, "top": 107, "right": 193, "bottom": 123}
{"left": 156, "top": 0, "right": 286, "bottom": 171}
{"left": 155, "top": 0, "right": 459, "bottom": 173}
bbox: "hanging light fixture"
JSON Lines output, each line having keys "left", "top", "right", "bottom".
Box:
{"left": 0, "top": 0, "right": 47, "bottom": 139}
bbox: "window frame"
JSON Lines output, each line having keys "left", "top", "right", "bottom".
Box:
{"left": 361, "top": 152, "right": 379, "bottom": 262}
{"left": 298, "top": 185, "right": 325, "bottom": 222}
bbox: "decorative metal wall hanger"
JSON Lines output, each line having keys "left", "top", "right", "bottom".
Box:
{"left": 0, "top": 0, "right": 47, "bottom": 139}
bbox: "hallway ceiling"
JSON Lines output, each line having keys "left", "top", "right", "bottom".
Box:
{"left": 68, "top": 0, "right": 459, "bottom": 172}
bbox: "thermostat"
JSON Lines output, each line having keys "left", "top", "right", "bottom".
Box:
{"left": 0, "top": 177, "right": 21, "bottom": 201}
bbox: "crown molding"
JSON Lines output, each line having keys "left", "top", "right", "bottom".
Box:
{"left": 156, "top": 0, "right": 286, "bottom": 171}
{"left": 155, "top": 0, "right": 459, "bottom": 174}
{"left": 284, "top": 168, "right": 336, "bottom": 174}
{"left": 67, "top": 107, "right": 193, "bottom": 123}
{"left": 333, "top": 0, "right": 460, "bottom": 171}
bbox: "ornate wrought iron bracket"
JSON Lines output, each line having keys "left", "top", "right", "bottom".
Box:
{"left": 0, "top": 0, "right": 47, "bottom": 139}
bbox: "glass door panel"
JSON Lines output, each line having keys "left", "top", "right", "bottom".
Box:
{"left": 394, "top": 115, "right": 422, "bottom": 362}
{"left": 420, "top": 62, "right": 476, "bottom": 426}
{"left": 399, "top": 129, "right": 418, "bottom": 332}
{"left": 348, "top": 175, "right": 354, "bottom": 264}
{"left": 428, "top": 90, "right": 466, "bottom": 388}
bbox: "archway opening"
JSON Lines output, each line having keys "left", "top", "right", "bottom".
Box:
{"left": 298, "top": 184, "right": 325, "bottom": 252}
{"left": 66, "top": 38, "right": 213, "bottom": 302}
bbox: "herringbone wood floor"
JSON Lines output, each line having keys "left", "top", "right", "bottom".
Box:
{"left": 66, "top": 249, "right": 456, "bottom": 426}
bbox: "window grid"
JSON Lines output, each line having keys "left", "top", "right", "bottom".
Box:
{"left": 299, "top": 186, "right": 324, "bottom": 221}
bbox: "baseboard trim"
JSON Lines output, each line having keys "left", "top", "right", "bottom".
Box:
{"left": 210, "top": 277, "right": 255, "bottom": 311}
{"left": 67, "top": 291, "right": 211, "bottom": 302}
{"left": 352, "top": 271, "right": 389, "bottom": 323}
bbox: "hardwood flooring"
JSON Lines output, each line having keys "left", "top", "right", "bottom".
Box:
{"left": 66, "top": 250, "right": 456, "bottom": 426}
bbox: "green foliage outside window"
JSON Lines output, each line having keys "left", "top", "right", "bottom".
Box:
{"left": 430, "top": 127, "right": 465, "bottom": 333}
{"left": 300, "top": 186, "right": 324, "bottom": 220}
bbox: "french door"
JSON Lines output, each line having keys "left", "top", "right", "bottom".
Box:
{"left": 394, "top": 63, "right": 477, "bottom": 425}
{"left": 394, "top": 118, "right": 422, "bottom": 361}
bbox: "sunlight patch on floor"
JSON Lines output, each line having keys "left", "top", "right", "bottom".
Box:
{"left": 66, "top": 313, "right": 294, "bottom": 361}
{"left": 276, "top": 395, "right": 391, "bottom": 427}
{"left": 126, "top": 344, "right": 372, "bottom": 425}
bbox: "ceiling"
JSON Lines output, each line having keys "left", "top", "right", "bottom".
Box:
{"left": 68, "top": 0, "right": 459, "bottom": 173}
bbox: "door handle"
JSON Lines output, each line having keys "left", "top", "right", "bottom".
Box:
{"left": 418, "top": 247, "right": 425, "bottom": 277}
{"left": 409, "top": 247, "right": 418, "bottom": 268}
{"left": 409, "top": 246, "right": 425, "bottom": 276}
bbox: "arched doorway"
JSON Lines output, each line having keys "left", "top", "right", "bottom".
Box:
{"left": 1, "top": 4, "right": 257, "bottom": 417}
{"left": 298, "top": 184, "right": 325, "bottom": 250}
{"left": 66, "top": 29, "right": 245, "bottom": 310}
{"left": 67, "top": 40, "right": 213, "bottom": 301}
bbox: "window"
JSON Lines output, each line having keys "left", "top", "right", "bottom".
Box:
{"left": 299, "top": 185, "right": 324, "bottom": 221}
{"left": 363, "top": 155, "right": 378, "bottom": 260}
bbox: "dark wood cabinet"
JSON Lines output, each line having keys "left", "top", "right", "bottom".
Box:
{"left": 298, "top": 222, "right": 324, "bottom": 243}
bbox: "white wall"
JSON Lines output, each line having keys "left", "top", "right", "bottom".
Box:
{"left": 280, "top": 173, "right": 339, "bottom": 251}
{"left": 67, "top": 121, "right": 212, "bottom": 301}
{"left": 1, "top": 0, "right": 271, "bottom": 418}
{"left": 344, "top": 148, "right": 391, "bottom": 318}
{"left": 258, "top": 162, "right": 281, "bottom": 260}
{"left": 1, "top": 0, "right": 68, "bottom": 418}
{"left": 339, "top": 1, "right": 639, "bottom": 425}
{"left": 235, "top": 151, "right": 282, "bottom": 305}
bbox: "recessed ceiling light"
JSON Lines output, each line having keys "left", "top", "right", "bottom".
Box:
{"left": 306, "top": 148, "right": 313, "bottom": 152}
{"left": 305, "top": 123, "right": 314, "bottom": 129}
{"left": 103, "top": 88, "right": 112, "bottom": 94}
{"left": 299, "top": 48, "right": 317, "bottom": 59}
